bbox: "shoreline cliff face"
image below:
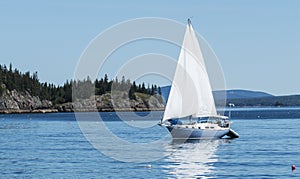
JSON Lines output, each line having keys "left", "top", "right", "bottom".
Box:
{"left": 0, "top": 89, "right": 165, "bottom": 114}
{"left": 0, "top": 89, "right": 56, "bottom": 114}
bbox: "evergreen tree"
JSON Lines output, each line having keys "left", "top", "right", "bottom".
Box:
{"left": 158, "top": 86, "right": 162, "bottom": 95}
{"left": 141, "top": 83, "right": 146, "bottom": 93}
{"left": 151, "top": 84, "right": 155, "bottom": 95}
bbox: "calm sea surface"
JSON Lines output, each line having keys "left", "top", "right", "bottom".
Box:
{"left": 1, "top": 108, "right": 300, "bottom": 178}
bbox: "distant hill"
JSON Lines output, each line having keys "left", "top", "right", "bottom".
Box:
{"left": 160, "top": 86, "right": 300, "bottom": 107}
{"left": 226, "top": 95, "right": 300, "bottom": 107}
{"left": 215, "top": 89, "right": 273, "bottom": 100}
{"left": 161, "top": 86, "right": 273, "bottom": 101}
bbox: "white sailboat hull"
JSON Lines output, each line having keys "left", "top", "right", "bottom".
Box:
{"left": 166, "top": 124, "right": 238, "bottom": 139}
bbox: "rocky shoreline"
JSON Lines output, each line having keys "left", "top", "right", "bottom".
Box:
{"left": 57, "top": 92, "right": 165, "bottom": 112}
{"left": 0, "top": 89, "right": 165, "bottom": 114}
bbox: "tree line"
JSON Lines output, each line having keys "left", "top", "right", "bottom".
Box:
{"left": 0, "top": 64, "right": 162, "bottom": 105}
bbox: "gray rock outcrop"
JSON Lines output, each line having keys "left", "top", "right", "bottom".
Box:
{"left": 0, "top": 89, "right": 55, "bottom": 113}
{"left": 58, "top": 92, "right": 165, "bottom": 112}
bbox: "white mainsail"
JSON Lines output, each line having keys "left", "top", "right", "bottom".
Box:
{"left": 162, "top": 22, "right": 217, "bottom": 122}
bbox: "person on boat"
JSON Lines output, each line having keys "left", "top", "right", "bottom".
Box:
{"left": 168, "top": 119, "right": 182, "bottom": 125}
{"left": 217, "top": 119, "right": 222, "bottom": 126}
{"left": 224, "top": 119, "right": 229, "bottom": 127}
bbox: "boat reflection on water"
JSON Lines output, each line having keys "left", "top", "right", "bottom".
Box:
{"left": 163, "top": 139, "right": 228, "bottom": 178}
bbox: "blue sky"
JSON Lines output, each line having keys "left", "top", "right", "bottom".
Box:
{"left": 0, "top": 0, "right": 299, "bottom": 95}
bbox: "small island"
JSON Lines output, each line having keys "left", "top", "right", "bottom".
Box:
{"left": 0, "top": 64, "right": 164, "bottom": 114}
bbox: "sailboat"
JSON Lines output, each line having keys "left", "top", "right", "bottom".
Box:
{"left": 159, "top": 19, "right": 239, "bottom": 139}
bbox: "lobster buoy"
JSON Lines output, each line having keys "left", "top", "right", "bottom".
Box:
{"left": 292, "top": 165, "right": 296, "bottom": 172}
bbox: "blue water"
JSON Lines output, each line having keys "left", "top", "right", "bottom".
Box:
{"left": 1, "top": 109, "right": 300, "bottom": 178}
